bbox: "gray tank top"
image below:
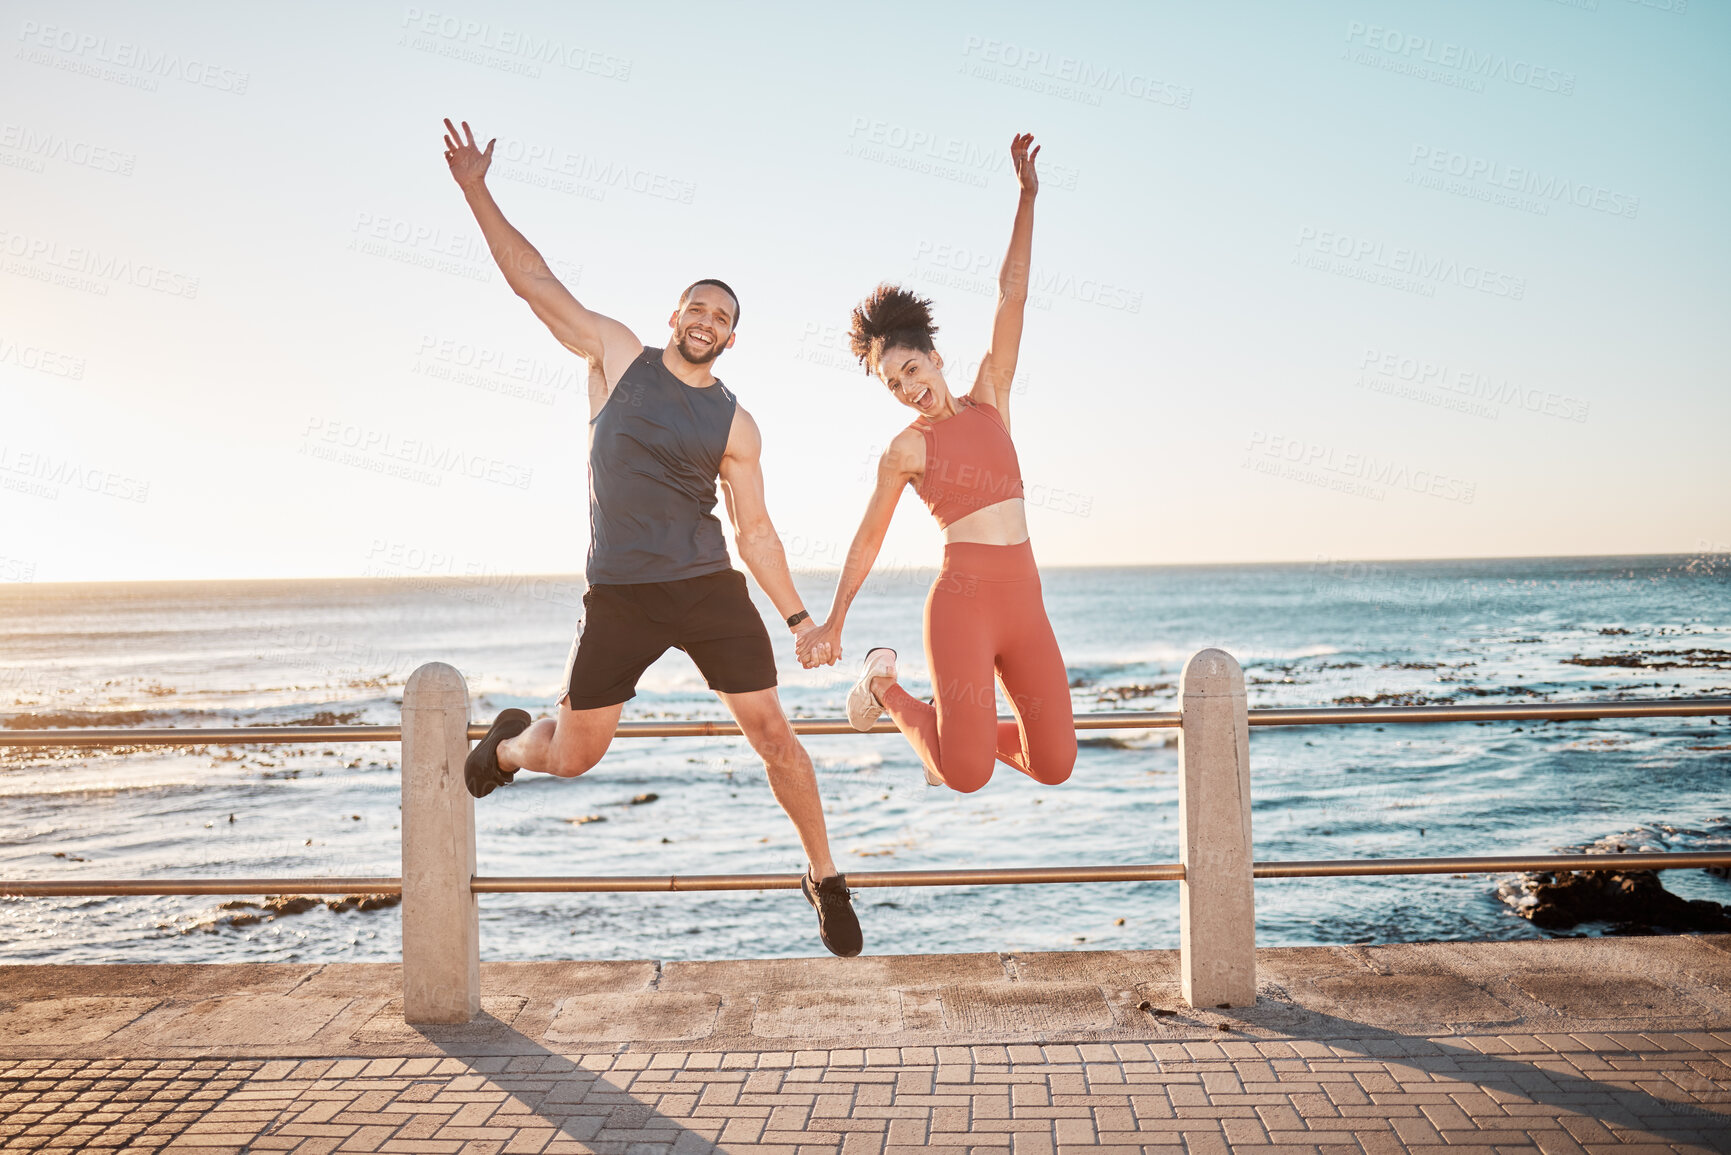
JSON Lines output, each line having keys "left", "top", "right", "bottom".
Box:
{"left": 586, "top": 345, "right": 737, "bottom": 584}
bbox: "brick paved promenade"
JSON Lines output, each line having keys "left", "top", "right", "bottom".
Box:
{"left": 5, "top": 935, "right": 1731, "bottom": 1152}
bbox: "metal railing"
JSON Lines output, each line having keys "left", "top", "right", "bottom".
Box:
{"left": 17, "top": 851, "right": 1731, "bottom": 900}
{"left": 6, "top": 694, "right": 1727, "bottom": 748}
{"left": 5, "top": 653, "right": 1729, "bottom": 1018}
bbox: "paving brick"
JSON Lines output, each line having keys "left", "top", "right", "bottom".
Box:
{"left": 13, "top": 985, "right": 1731, "bottom": 1153}
{"left": 884, "top": 1116, "right": 926, "bottom": 1147}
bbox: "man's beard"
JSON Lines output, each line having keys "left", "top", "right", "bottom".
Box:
{"left": 676, "top": 326, "right": 725, "bottom": 365}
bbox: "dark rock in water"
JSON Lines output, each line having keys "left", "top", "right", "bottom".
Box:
{"left": 1498, "top": 869, "right": 1731, "bottom": 933}
{"left": 1562, "top": 647, "right": 1731, "bottom": 670}
{"left": 1454, "top": 684, "right": 1547, "bottom": 698}
{"left": 326, "top": 893, "right": 401, "bottom": 913}
{"left": 630, "top": 792, "right": 659, "bottom": 805}
{"left": 1332, "top": 691, "right": 1453, "bottom": 707}
{"left": 179, "top": 891, "right": 400, "bottom": 934}
{"left": 1093, "top": 682, "right": 1173, "bottom": 704}
{"left": 3, "top": 709, "right": 167, "bottom": 729}
{"left": 272, "top": 711, "right": 363, "bottom": 727}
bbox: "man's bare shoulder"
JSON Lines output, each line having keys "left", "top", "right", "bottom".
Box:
{"left": 723, "top": 403, "right": 763, "bottom": 461}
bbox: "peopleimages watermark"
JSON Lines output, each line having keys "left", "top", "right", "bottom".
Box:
{"left": 909, "top": 239, "right": 1043, "bottom": 307}
{"left": 1407, "top": 145, "right": 1638, "bottom": 220}
{"left": 1242, "top": 431, "right": 1476, "bottom": 505}
{"left": 1342, "top": 21, "right": 1576, "bottom": 97}
{"left": 0, "top": 333, "right": 86, "bottom": 380}
{"left": 957, "top": 36, "right": 1193, "bottom": 111}
{"left": 300, "top": 417, "right": 533, "bottom": 491}
{"left": 363, "top": 538, "right": 581, "bottom": 610}
{"left": 0, "top": 122, "right": 135, "bottom": 177}
{"left": 0, "top": 443, "right": 150, "bottom": 503}
{"left": 781, "top": 533, "right": 936, "bottom": 595}
{"left": 843, "top": 117, "right": 1081, "bottom": 193}
{"left": 1308, "top": 555, "right": 1494, "bottom": 618}
{"left": 1293, "top": 226, "right": 1526, "bottom": 302}
{"left": 926, "top": 451, "right": 1094, "bottom": 518}
{"left": 14, "top": 19, "right": 250, "bottom": 95}
{"left": 851, "top": 442, "right": 1093, "bottom": 518}
{"left": 793, "top": 320, "right": 1032, "bottom": 396}
{"left": 0, "top": 555, "right": 37, "bottom": 582}
{"left": 1356, "top": 346, "right": 1590, "bottom": 424}
{"left": 910, "top": 239, "right": 1142, "bottom": 314}
{"left": 349, "top": 211, "right": 492, "bottom": 284}
{"left": 398, "top": 7, "right": 631, "bottom": 81}
{"left": 259, "top": 624, "right": 422, "bottom": 684}
{"left": 411, "top": 332, "right": 585, "bottom": 407}
{"left": 491, "top": 136, "right": 696, "bottom": 205}
{"left": 0, "top": 226, "right": 200, "bottom": 299}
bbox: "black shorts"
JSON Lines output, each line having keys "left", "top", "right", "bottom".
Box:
{"left": 560, "top": 569, "right": 778, "bottom": 710}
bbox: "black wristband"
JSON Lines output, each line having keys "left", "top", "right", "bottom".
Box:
{"left": 785, "top": 610, "right": 810, "bottom": 629}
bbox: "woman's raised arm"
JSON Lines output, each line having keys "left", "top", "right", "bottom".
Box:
{"left": 969, "top": 133, "right": 1040, "bottom": 431}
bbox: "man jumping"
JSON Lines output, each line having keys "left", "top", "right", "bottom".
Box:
{"left": 441, "top": 118, "right": 861, "bottom": 957}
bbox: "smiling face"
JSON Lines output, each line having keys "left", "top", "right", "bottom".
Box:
{"left": 668, "top": 284, "right": 738, "bottom": 365}
{"left": 876, "top": 345, "right": 950, "bottom": 416}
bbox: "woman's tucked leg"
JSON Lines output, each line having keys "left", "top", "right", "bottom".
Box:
{"left": 991, "top": 584, "right": 1077, "bottom": 785}
{"left": 879, "top": 579, "right": 1002, "bottom": 792}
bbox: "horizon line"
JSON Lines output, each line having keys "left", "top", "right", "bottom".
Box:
{"left": 2, "top": 549, "right": 1721, "bottom": 590}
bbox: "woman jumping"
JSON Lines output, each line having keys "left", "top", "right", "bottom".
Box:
{"left": 796, "top": 133, "right": 1076, "bottom": 793}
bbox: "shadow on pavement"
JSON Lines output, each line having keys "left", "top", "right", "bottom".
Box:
{"left": 1238, "top": 1001, "right": 1731, "bottom": 1146}
{"left": 406, "top": 1011, "right": 720, "bottom": 1155}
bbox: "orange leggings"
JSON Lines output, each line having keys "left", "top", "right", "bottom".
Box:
{"left": 881, "top": 540, "right": 1077, "bottom": 793}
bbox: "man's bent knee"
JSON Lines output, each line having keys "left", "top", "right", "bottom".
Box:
{"left": 739, "top": 711, "right": 803, "bottom": 770}
{"left": 755, "top": 732, "right": 807, "bottom": 774}
{"left": 543, "top": 746, "right": 602, "bottom": 778}
{"left": 546, "top": 751, "right": 602, "bottom": 775}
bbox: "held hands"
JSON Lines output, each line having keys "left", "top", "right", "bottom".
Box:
{"left": 1011, "top": 132, "right": 1040, "bottom": 196}
{"left": 443, "top": 118, "right": 495, "bottom": 189}
{"left": 794, "top": 619, "right": 842, "bottom": 670}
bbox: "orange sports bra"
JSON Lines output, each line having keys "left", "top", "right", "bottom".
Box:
{"left": 912, "top": 398, "right": 1025, "bottom": 529}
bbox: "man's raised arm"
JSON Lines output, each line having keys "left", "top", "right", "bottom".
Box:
{"left": 443, "top": 118, "right": 639, "bottom": 396}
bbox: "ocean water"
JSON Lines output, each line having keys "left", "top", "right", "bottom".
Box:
{"left": 1, "top": 553, "right": 1728, "bottom": 965}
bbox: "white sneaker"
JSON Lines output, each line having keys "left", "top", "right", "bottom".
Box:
{"left": 846, "top": 648, "right": 897, "bottom": 732}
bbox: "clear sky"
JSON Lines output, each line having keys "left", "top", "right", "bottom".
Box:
{"left": 2, "top": 0, "right": 1727, "bottom": 583}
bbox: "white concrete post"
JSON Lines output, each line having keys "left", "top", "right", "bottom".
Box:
{"left": 401, "top": 661, "right": 478, "bottom": 1023}
{"left": 1177, "top": 647, "right": 1256, "bottom": 1008}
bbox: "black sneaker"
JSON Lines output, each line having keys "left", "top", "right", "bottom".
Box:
{"left": 801, "top": 872, "right": 863, "bottom": 958}
{"left": 464, "top": 709, "right": 531, "bottom": 799}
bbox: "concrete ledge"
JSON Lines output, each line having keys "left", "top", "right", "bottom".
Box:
{"left": 4, "top": 934, "right": 1731, "bottom": 1059}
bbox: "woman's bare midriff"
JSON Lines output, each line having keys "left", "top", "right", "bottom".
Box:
{"left": 942, "top": 498, "right": 1029, "bottom": 546}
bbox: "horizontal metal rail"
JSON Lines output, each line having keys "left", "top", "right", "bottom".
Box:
{"left": 473, "top": 864, "right": 1189, "bottom": 892}
{"left": 10, "top": 852, "right": 1731, "bottom": 898}
{"left": 480, "top": 851, "right": 1731, "bottom": 887}
{"left": 3, "top": 697, "right": 1728, "bottom": 747}
{"left": 1247, "top": 699, "right": 1731, "bottom": 727}
{"left": 1251, "top": 851, "right": 1731, "bottom": 878}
